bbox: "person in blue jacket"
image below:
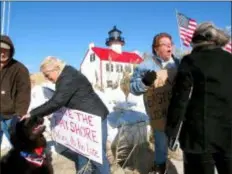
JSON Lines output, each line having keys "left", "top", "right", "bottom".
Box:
{"left": 130, "top": 33, "right": 179, "bottom": 174}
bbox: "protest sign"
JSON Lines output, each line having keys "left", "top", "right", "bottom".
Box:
{"left": 144, "top": 68, "right": 177, "bottom": 131}
{"left": 51, "top": 108, "right": 103, "bottom": 164}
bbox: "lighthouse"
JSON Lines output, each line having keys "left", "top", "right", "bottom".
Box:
{"left": 105, "top": 26, "right": 125, "bottom": 54}
{"left": 80, "top": 25, "right": 143, "bottom": 89}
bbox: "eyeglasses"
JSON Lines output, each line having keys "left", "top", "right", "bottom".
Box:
{"left": 157, "top": 43, "right": 173, "bottom": 47}
{"left": 43, "top": 69, "right": 57, "bottom": 78}
{"left": 43, "top": 73, "right": 50, "bottom": 79}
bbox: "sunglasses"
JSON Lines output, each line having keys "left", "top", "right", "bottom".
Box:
{"left": 0, "top": 48, "right": 10, "bottom": 54}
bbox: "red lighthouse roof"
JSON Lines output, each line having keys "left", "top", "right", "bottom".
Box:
{"left": 92, "top": 47, "right": 143, "bottom": 64}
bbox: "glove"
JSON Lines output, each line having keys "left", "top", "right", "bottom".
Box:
{"left": 142, "top": 71, "right": 157, "bottom": 86}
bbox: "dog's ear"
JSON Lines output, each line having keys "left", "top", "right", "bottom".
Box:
{"left": 9, "top": 116, "right": 20, "bottom": 135}
{"left": 9, "top": 119, "right": 27, "bottom": 149}
{"left": 24, "top": 116, "right": 44, "bottom": 128}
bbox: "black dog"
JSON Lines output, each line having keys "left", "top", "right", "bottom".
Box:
{"left": 0, "top": 117, "right": 53, "bottom": 174}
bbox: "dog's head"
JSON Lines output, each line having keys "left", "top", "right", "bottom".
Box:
{"left": 10, "top": 117, "right": 47, "bottom": 153}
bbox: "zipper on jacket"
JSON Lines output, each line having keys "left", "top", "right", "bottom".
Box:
{"left": 204, "top": 75, "right": 207, "bottom": 152}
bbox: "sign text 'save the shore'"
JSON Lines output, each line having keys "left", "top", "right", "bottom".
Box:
{"left": 51, "top": 108, "right": 102, "bottom": 164}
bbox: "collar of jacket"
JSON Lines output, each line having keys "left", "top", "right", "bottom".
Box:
{"left": 192, "top": 44, "right": 221, "bottom": 53}
{"left": 1, "top": 58, "right": 16, "bottom": 69}
{"left": 55, "top": 64, "right": 67, "bottom": 84}
{"left": 152, "top": 54, "right": 179, "bottom": 67}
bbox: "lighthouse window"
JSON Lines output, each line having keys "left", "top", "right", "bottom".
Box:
{"left": 120, "top": 65, "right": 123, "bottom": 72}
{"left": 125, "top": 65, "right": 132, "bottom": 73}
{"left": 107, "top": 80, "right": 113, "bottom": 88}
{"left": 116, "top": 65, "right": 119, "bottom": 72}
{"left": 106, "top": 63, "right": 110, "bottom": 71}
{"left": 110, "top": 31, "right": 120, "bottom": 38}
{"left": 90, "top": 53, "right": 95, "bottom": 62}
{"left": 106, "top": 63, "right": 114, "bottom": 72}
{"left": 116, "top": 64, "right": 123, "bottom": 72}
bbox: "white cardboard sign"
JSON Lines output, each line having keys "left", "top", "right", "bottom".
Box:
{"left": 51, "top": 108, "right": 102, "bottom": 164}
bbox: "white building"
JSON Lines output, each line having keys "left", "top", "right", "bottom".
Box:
{"left": 80, "top": 26, "right": 143, "bottom": 88}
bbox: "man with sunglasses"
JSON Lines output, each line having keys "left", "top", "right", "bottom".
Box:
{"left": 0, "top": 35, "right": 31, "bottom": 150}
{"left": 130, "top": 33, "right": 179, "bottom": 174}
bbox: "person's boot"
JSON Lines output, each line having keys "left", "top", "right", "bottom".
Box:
{"left": 149, "top": 163, "right": 167, "bottom": 174}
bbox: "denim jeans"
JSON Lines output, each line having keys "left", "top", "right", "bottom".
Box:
{"left": 154, "top": 130, "right": 168, "bottom": 165}
{"left": 76, "top": 119, "right": 110, "bottom": 174}
{"left": 0, "top": 117, "right": 13, "bottom": 148}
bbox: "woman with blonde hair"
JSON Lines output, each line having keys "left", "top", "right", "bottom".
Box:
{"left": 166, "top": 22, "right": 232, "bottom": 174}
{"left": 22, "top": 56, "right": 110, "bottom": 174}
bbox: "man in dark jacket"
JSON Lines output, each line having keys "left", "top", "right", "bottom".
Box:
{"left": 0, "top": 35, "right": 31, "bottom": 148}
{"left": 22, "top": 56, "right": 110, "bottom": 174}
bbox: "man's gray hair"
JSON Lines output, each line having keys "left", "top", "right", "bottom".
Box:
{"left": 191, "top": 22, "right": 230, "bottom": 48}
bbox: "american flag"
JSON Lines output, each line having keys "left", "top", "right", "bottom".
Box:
{"left": 177, "top": 12, "right": 232, "bottom": 53}
{"left": 177, "top": 13, "right": 197, "bottom": 47}
{"left": 223, "top": 41, "right": 231, "bottom": 53}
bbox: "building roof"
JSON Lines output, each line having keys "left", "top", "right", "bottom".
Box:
{"left": 92, "top": 47, "right": 143, "bottom": 64}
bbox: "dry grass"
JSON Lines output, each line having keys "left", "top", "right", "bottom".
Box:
{"left": 30, "top": 72, "right": 48, "bottom": 86}
{"left": 106, "top": 122, "right": 154, "bottom": 174}
{"left": 105, "top": 121, "right": 183, "bottom": 174}
{"left": 120, "top": 72, "right": 132, "bottom": 102}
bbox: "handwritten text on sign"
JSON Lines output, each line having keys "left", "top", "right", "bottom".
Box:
{"left": 51, "top": 108, "right": 102, "bottom": 164}
{"left": 144, "top": 69, "right": 177, "bottom": 131}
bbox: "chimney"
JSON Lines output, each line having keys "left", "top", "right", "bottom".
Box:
{"left": 89, "top": 42, "right": 95, "bottom": 49}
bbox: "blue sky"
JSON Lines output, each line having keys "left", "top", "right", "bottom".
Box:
{"left": 1, "top": 2, "right": 231, "bottom": 73}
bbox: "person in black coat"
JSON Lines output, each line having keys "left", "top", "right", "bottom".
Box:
{"left": 22, "top": 56, "right": 110, "bottom": 174}
{"left": 166, "top": 22, "right": 232, "bottom": 174}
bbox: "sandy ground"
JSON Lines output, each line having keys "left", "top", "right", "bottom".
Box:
{"left": 51, "top": 150, "right": 184, "bottom": 174}
{"left": 1, "top": 145, "right": 184, "bottom": 174}
{"left": 52, "top": 140, "right": 184, "bottom": 174}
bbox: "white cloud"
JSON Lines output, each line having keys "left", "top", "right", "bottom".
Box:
{"left": 225, "top": 26, "right": 231, "bottom": 36}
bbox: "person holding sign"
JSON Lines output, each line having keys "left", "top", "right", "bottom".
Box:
{"left": 22, "top": 56, "right": 110, "bottom": 174}
{"left": 166, "top": 22, "right": 232, "bottom": 174}
{"left": 130, "top": 33, "right": 179, "bottom": 174}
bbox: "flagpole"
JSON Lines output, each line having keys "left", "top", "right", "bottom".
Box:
{"left": 175, "top": 9, "right": 184, "bottom": 53}
{"left": 6, "top": 0, "right": 11, "bottom": 35}
{"left": 1, "top": 1, "right": 6, "bottom": 34}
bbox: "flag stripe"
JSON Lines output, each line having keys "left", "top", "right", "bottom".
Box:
{"left": 180, "top": 30, "right": 193, "bottom": 38}
{"left": 180, "top": 27, "right": 195, "bottom": 34}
